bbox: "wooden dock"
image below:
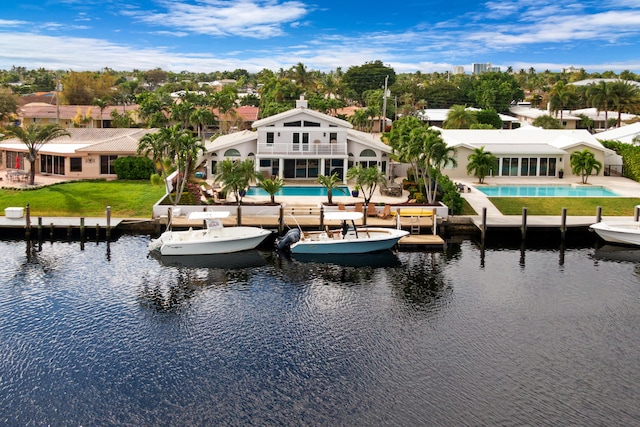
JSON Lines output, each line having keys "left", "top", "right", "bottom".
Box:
{"left": 398, "top": 234, "right": 445, "bottom": 249}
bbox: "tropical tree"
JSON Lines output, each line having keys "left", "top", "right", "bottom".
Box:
{"left": 93, "top": 97, "right": 109, "bottom": 128}
{"left": 610, "top": 80, "right": 640, "bottom": 127}
{"left": 387, "top": 116, "right": 456, "bottom": 204}
{"left": 317, "top": 173, "right": 344, "bottom": 205}
{"left": 586, "top": 80, "right": 614, "bottom": 129}
{"left": 443, "top": 105, "right": 477, "bottom": 129}
{"left": 570, "top": 148, "right": 602, "bottom": 184}
{"left": 549, "top": 82, "right": 575, "bottom": 122}
{"left": 466, "top": 146, "right": 498, "bottom": 183}
{"left": 137, "top": 131, "right": 168, "bottom": 175}
{"left": 257, "top": 175, "right": 284, "bottom": 204}
{"left": 148, "top": 125, "right": 206, "bottom": 205}
{"left": 532, "top": 115, "right": 563, "bottom": 129}
{"left": 213, "top": 158, "right": 259, "bottom": 205}
{"left": 346, "top": 164, "right": 387, "bottom": 207}
{"left": 6, "top": 123, "right": 69, "bottom": 185}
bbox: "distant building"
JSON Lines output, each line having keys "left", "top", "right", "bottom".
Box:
{"left": 472, "top": 63, "right": 491, "bottom": 74}
{"left": 452, "top": 66, "right": 465, "bottom": 75}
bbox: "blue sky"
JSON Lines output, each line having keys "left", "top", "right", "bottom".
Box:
{"left": 1, "top": 0, "right": 640, "bottom": 74}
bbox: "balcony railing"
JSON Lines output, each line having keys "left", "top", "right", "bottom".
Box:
{"left": 257, "top": 142, "right": 347, "bottom": 156}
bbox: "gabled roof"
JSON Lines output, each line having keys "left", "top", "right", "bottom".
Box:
{"left": 509, "top": 106, "right": 581, "bottom": 121}
{"left": 212, "top": 105, "right": 259, "bottom": 122}
{"left": 252, "top": 105, "right": 352, "bottom": 129}
{"left": 204, "top": 130, "right": 257, "bottom": 153}
{"left": 347, "top": 128, "right": 391, "bottom": 153}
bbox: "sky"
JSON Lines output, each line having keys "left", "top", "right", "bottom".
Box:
{"left": 1, "top": 0, "right": 640, "bottom": 74}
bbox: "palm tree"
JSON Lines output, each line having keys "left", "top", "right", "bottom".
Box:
{"left": 570, "top": 149, "right": 602, "bottom": 184}
{"left": 609, "top": 81, "right": 640, "bottom": 127}
{"left": 257, "top": 175, "right": 284, "bottom": 204}
{"left": 346, "top": 164, "right": 387, "bottom": 207}
{"left": 586, "top": 81, "right": 614, "bottom": 129}
{"left": 317, "top": 173, "right": 344, "bottom": 205}
{"left": 213, "top": 158, "right": 258, "bottom": 205}
{"left": 443, "top": 105, "right": 477, "bottom": 129}
{"left": 549, "top": 82, "right": 575, "bottom": 122}
{"left": 466, "top": 146, "right": 497, "bottom": 184}
{"left": 423, "top": 129, "right": 457, "bottom": 204}
{"left": 93, "top": 97, "right": 109, "bottom": 128}
{"left": 7, "top": 123, "right": 69, "bottom": 185}
{"left": 189, "top": 108, "right": 217, "bottom": 139}
{"left": 137, "top": 131, "right": 167, "bottom": 175}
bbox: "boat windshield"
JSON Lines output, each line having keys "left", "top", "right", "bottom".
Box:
{"left": 206, "top": 218, "right": 223, "bottom": 229}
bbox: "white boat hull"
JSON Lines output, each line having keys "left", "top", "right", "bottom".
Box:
{"left": 590, "top": 221, "right": 640, "bottom": 246}
{"left": 149, "top": 226, "right": 272, "bottom": 256}
{"left": 290, "top": 227, "right": 409, "bottom": 254}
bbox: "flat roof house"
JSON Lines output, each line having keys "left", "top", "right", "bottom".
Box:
{"left": 204, "top": 97, "right": 391, "bottom": 182}
{"left": 436, "top": 127, "right": 614, "bottom": 180}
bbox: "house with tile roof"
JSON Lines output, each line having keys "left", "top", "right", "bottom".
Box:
{"left": 204, "top": 97, "right": 391, "bottom": 182}
{"left": 0, "top": 128, "right": 157, "bottom": 180}
{"left": 18, "top": 102, "right": 143, "bottom": 129}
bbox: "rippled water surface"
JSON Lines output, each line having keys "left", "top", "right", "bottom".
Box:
{"left": 1, "top": 236, "right": 640, "bottom": 426}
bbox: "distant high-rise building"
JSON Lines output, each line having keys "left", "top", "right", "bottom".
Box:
{"left": 472, "top": 63, "right": 492, "bottom": 74}
{"left": 453, "top": 66, "right": 465, "bottom": 75}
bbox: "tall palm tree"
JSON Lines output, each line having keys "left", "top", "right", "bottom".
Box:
{"left": 586, "top": 81, "right": 615, "bottom": 129}
{"left": 7, "top": 123, "right": 70, "bottom": 185}
{"left": 137, "top": 131, "right": 167, "bottom": 175}
{"left": 609, "top": 81, "right": 640, "bottom": 127}
{"left": 549, "top": 82, "right": 575, "bottom": 122}
{"left": 93, "top": 97, "right": 109, "bottom": 128}
{"left": 466, "top": 146, "right": 497, "bottom": 184}
{"left": 443, "top": 105, "right": 477, "bottom": 129}
{"left": 346, "top": 164, "right": 387, "bottom": 207}
{"left": 570, "top": 148, "right": 602, "bottom": 184}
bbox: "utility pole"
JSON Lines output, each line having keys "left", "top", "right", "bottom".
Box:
{"left": 381, "top": 75, "right": 389, "bottom": 132}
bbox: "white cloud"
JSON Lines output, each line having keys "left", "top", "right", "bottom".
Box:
{"left": 123, "top": 0, "right": 310, "bottom": 39}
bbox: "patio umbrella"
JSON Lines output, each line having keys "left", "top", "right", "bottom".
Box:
{"left": 15, "top": 155, "right": 20, "bottom": 169}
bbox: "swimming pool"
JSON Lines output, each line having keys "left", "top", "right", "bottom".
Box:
{"left": 245, "top": 185, "right": 351, "bottom": 197}
{"left": 476, "top": 185, "right": 620, "bottom": 197}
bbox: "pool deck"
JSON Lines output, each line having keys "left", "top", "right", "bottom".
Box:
{"left": 455, "top": 176, "right": 640, "bottom": 228}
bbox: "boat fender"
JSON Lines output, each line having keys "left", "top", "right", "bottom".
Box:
{"left": 276, "top": 228, "right": 301, "bottom": 251}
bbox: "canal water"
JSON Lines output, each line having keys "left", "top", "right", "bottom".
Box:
{"left": 1, "top": 235, "right": 639, "bottom": 426}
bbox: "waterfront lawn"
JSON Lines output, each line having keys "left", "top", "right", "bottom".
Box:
{"left": 490, "top": 197, "right": 640, "bottom": 216}
{"left": 0, "top": 180, "right": 166, "bottom": 217}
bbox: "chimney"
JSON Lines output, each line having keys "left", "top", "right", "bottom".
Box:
{"left": 296, "top": 96, "right": 308, "bottom": 109}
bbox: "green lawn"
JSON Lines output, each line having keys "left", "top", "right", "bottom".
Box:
{"left": 0, "top": 180, "right": 166, "bottom": 218}
{"left": 489, "top": 197, "right": 640, "bottom": 216}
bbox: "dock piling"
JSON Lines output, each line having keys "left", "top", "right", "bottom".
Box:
{"left": 481, "top": 207, "right": 487, "bottom": 246}
{"left": 521, "top": 207, "right": 528, "bottom": 241}
{"left": 635, "top": 205, "right": 640, "bottom": 221}
{"left": 37, "top": 217, "right": 43, "bottom": 241}
{"left": 560, "top": 208, "right": 567, "bottom": 243}
{"left": 596, "top": 206, "right": 602, "bottom": 223}
{"left": 25, "top": 204, "right": 31, "bottom": 239}
{"left": 106, "top": 206, "right": 111, "bottom": 240}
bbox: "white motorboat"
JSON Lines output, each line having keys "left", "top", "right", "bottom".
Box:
{"left": 276, "top": 211, "right": 409, "bottom": 254}
{"left": 148, "top": 211, "right": 273, "bottom": 256}
{"left": 589, "top": 220, "right": 640, "bottom": 247}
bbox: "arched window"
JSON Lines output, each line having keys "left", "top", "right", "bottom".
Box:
{"left": 224, "top": 149, "right": 241, "bottom": 157}
{"left": 360, "top": 149, "right": 376, "bottom": 157}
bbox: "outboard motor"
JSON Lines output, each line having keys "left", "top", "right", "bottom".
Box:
{"left": 276, "top": 228, "right": 301, "bottom": 251}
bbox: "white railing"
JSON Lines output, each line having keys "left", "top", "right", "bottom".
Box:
{"left": 257, "top": 142, "right": 347, "bottom": 156}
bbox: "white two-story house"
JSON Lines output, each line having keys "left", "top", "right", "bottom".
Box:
{"left": 203, "top": 97, "right": 391, "bottom": 182}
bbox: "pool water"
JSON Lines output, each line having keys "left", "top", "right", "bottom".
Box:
{"left": 477, "top": 185, "right": 619, "bottom": 197}
{"left": 246, "top": 185, "right": 350, "bottom": 197}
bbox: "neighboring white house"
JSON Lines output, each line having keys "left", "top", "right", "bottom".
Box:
{"left": 203, "top": 97, "right": 392, "bottom": 182}
{"left": 415, "top": 108, "right": 520, "bottom": 129}
{"left": 596, "top": 122, "right": 640, "bottom": 145}
{"left": 509, "top": 105, "right": 582, "bottom": 129}
{"left": 434, "top": 127, "right": 615, "bottom": 180}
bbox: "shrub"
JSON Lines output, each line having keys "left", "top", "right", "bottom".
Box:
{"left": 113, "top": 156, "right": 156, "bottom": 180}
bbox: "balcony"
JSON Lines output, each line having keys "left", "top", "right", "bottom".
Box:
{"left": 257, "top": 141, "right": 347, "bottom": 156}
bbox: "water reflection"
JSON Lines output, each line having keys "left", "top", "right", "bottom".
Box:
{"left": 150, "top": 250, "right": 267, "bottom": 269}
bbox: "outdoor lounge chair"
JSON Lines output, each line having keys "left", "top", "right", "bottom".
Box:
{"left": 367, "top": 203, "right": 377, "bottom": 217}
{"left": 377, "top": 204, "right": 392, "bottom": 219}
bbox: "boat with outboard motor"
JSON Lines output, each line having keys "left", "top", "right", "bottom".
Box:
{"left": 148, "top": 211, "right": 273, "bottom": 256}
{"left": 276, "top": 211, "right": 409, "bottom": 254}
